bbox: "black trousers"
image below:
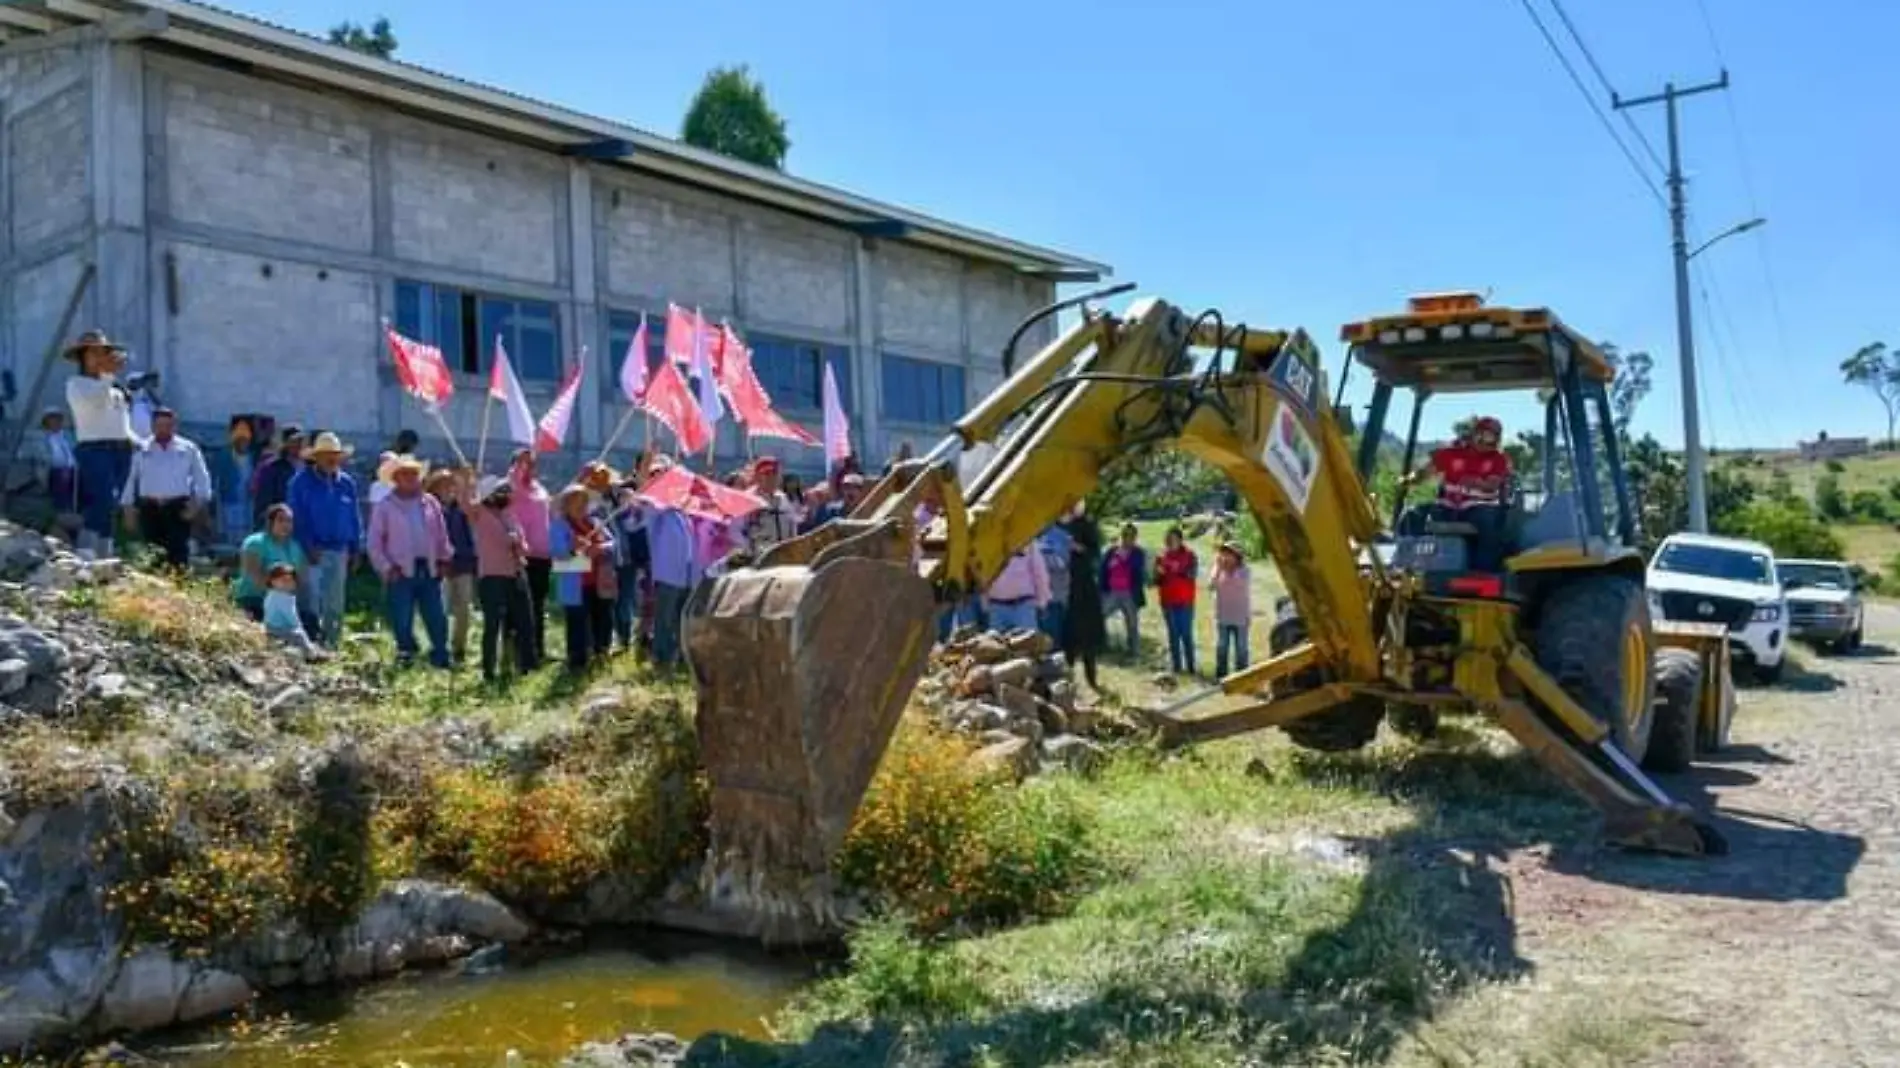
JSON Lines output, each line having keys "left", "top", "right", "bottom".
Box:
{"left": 136, "top": 498, "right": 192, "bottom": 568}
{"left": 563, "top": 590, "right": 614, "bottom": 671}
{"left": 524, "top": 557, "right": 552, "bottom": 661}
{"left": 478, "top": 574, "right": 538, "bottom": 680}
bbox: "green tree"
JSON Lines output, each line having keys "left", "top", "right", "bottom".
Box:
{"left": 1729, "top": 500, "right": 1845, "bottom": 560}
{"left": 1087, "top": 449, "right": 1225, "bottom": 520}
{"left": 327, "top": 17, "right": 397, "bottom": 58}
{"left": 1840, "top": 341, "right": 1899, "bottom": 445}
{"left": 1602, "top": 342, "right": 1654, "bottom": 437}
{"left": 681, "top": 66, "right": 790, "bottom": 170}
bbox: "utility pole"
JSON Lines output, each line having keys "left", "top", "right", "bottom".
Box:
{"left": 1614, "top": 72, "right": 1729, "bottom": 533}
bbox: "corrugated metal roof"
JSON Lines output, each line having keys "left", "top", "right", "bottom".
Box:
{"left": 3, "top": 0, "right": 1109, "bottom": 276}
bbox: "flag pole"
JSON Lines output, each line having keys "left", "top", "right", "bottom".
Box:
{"left": 427, "top": 406, "right": 470, "bottom": 467}
{"left": 598, "top": 405, "right": 640, "bottom": 463}
{"left": 476, "top": 334, "right": 499, "bottom": 471}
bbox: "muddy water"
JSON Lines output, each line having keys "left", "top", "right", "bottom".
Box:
{"left": 142, "top": 933, "right": 813, "bottom": 1066}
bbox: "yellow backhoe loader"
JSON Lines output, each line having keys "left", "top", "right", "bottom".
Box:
{"left": 683, "top": 288, "right": 1733, "bottom": 940}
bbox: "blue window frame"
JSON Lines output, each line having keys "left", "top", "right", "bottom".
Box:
{"left": 749, "top": 334, "right": 851, "bottom": 413}
{"left": 393, "top": 280, "right": 562, "bottom": 382}
{"left": 880, "top": 353, "right": 966, "bottom": 425}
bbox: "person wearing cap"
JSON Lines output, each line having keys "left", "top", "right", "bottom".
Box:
{"left": 250, "top": 425, "right": 304, "bottom": 530}
{"left": 505, "top": 448, "right": 554, "bottom": 663}
{"left": 34, "top": 408, "right": 78, "bottom": 522}
{"left": 1209, "top": 539, "right": 1253, "bottom": 676}
{"left": 118, "top": 407, "right": 213, "bottom": 569}
{"left": 550, "top": 483, "right": 617, "bottom": 672}
{"left": 607, "top": 475, "right": 651, "bottom": 654}
{"left": 740, "top": 456, "right": 799, "bottom": 556}
{"left": 460, "top": 473, "right": 538, "bottom": 681}
{"left": 367, "top": 454, "right": 453, "bottom": 669}
{"left": 63, "top": 330, "right": 138, "bottom": 554}
{"left": 430, "top": 467, "right": 479, "bottom": 666}
{"left": 287, "top": 432, "right": 363, "bottom": 646}
{"left": 208, "top": 416, "right": 257, "bottom": 547}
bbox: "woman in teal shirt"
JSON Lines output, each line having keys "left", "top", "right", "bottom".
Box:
{"left": 235, "top": 503, "right": 309, "bottom": 623}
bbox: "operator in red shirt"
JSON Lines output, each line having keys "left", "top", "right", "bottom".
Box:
{"left": 1405, "top": 416, "right": 1513, "bottom": 572}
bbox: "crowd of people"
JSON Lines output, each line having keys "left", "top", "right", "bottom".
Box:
{"left": 36, "top": 328, "right": 1279, "bottom": 689}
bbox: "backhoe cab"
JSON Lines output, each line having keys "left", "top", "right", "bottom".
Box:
{"left": 683, "top": 289, "right": 1729, "bottom": 942}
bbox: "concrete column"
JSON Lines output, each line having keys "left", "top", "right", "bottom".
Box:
{"left": 91, "top": 41, "right": 147, "bottom": 358}
{"left": 851, "top": 238, "right": 882, "bottom": 464}
{"left": 567, "top": 161, "right": 600, "bottom": 451}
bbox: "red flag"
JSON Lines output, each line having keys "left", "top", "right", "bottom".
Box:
{"left": 386, "top": 325, "right": 454, "bottom": 407}
{"left": 534, "top": 361, "right": 584, "bottom": 453}
{"left": 720, "top": 334, "right": 818, "bottom": 445}
{"left": 664, "top": 303, "right": 700, "bottom": 366}
{"left": 637, "top": 465, "right": 765, "bottom": 522}
{"left": 643, "top": 355, "right": 712, "bottom": 455}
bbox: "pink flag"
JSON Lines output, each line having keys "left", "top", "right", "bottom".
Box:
{"left": 619, "top": 314, "right": 650, "bottom": 402}
{"left": 488, "top": 337, "right": 538, "bottom": 446}
{"left": 534, "top": 358, "right": 585, "bottom": 453}
{"left": 822, "top": 360, "right": 852, "bottom": 466}
{"left": 386, "top": 325, "right": 454, "bottom": 408}
{"left": 690, "top": 318, "right": 725, "bottom": 439}
{"left": 664, "top": 303, "right": 700, "bottom": 366}
{"left": 643, "top": 356, "right": 712, "bottom": 455}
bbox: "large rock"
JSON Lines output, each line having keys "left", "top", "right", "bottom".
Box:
{"left": 563, "top": 1031, "right": 688, "bottom": 1067}
{"left": 968, "top": 736, "right": 1036, "bottom": 781}
{"left": 97, "top": 947, "right": 193, "bottom": 1031}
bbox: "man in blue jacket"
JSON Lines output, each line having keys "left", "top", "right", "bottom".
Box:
{"left": 287, "top": 432, "right": 362, "bottom": 647}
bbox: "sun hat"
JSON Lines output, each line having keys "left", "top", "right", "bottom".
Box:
{"left": 305, "top": 432, "right": 353, "bottom": 458}
{"left": 62, "top": 330, "right": 126, "bottom": 361}
{"left": 380, "top": 453, "right": 427, "bottom": 483}
{"left": 477, "top": 475, "right": 511, "bottom": 501}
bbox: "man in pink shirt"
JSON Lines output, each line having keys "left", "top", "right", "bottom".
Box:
{"left": 505, "top": 448, "right": 553, "bottom": 662}
{"left": 983, "top": 544, "right": 1051, "bottom": 634}
{"left": 366, "top": 456, "right": 453, "bottom": 668}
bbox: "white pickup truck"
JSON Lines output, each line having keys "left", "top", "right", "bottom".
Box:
{"left": 1646, "top": 532, "right": 1788, "bottom": 683}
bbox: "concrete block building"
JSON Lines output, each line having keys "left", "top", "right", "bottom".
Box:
{"left": 0, "top": 0, "right": 1107, "bottom": 479}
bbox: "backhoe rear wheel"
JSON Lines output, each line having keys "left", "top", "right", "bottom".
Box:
{"left": 1644, "top": 647, "right": 1702, "bottom": 772}
{"left": 1532, "top": 576, "right": 1655, "bottom": 765}
{"left": 1268, "top": 615, "right": 1384, "bottom": 752}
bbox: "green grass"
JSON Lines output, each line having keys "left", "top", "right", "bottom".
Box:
{"left": 1744, "top": 447, "right": 1900, "bottom": 500}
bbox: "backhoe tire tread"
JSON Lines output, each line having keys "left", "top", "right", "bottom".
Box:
{"left": 1532, "top": 576, "right": 1655, "bottom": 765}
{"left": 1645, "top": 647, "right": 1701, "bottom": 773}
{"left": 1268, "top": 616, "right": 1383, "bottom": 752}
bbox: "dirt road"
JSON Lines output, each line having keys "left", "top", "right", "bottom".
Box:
{"left": 1434, "top": 602, "right": 1900, "bottom": 1066}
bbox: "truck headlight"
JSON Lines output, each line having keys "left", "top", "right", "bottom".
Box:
{"left": 1752, "top": 603, "right": 1781, "bottom": 623}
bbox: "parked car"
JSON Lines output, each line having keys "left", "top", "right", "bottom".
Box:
{"left": 1646, "top": 532, "right": 1787, "bottom": 683}
{"left": 1779, "top": 558, "right": 1865, "bottom": 653}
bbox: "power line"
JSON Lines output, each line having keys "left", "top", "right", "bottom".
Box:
{"left": 1512, "top": 0, "right": 1667, "bottom": 210}
{"left": 1690, "top": 240, "right": 1770, "bottom": 447}
{"left": 1546, "top": 0, "right": 1668, "bottom": 174}
{"left": 1693, "top": 0, "right": 1797, "bottom": 383}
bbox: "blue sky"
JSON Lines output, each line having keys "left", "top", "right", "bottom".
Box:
{"left": 252, "top": 0, "right": 1895, "bottom": 448}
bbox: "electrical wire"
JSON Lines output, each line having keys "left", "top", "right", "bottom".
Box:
{"left": 1689, "top": 249, "right": 1768, "bottom": 449}
{"left": 1692, "top": 0, "right": 1797, "bottom": 389}
{"left": 1512, "top": 0, "right": 1668, "bottom": 211}
{"left": 1546, "top": 0, "right": 1668, "bottom": 174}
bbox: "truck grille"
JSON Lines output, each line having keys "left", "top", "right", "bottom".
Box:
{"left": 1788, "top": 601, "right": 1838, "bottom": 627}
{"left": 1658, "top": 591, "right": 1753, "bottom": 631}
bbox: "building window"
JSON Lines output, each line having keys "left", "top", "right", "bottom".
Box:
{"left": 880, "top": 353, "right": 966, "bottom": 425}
{"left": 394, "top": 280, "right": 562, "bottom": 382}
{"left": 751, "top": 334, "right": 851, "bottom": 413}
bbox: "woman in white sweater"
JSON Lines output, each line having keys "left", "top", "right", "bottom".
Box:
{"left": 62, "top": 331, "right": 139, "bottom": 555}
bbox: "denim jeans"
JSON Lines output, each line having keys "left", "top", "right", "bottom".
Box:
{"left": 1163, "top": 604, "right": 1197, "bottom": 674}
{"left": 75, "top": 440, "right": 132, "bottom": 541}
{"left": 385, "top": 563, "right": 450, "bottom": 667}
{"left": 614, "top": 563, "right": 643, "bottom": 647}
{"left": 1103, "top": 591, "right": 1141, "bottom": 656}
{"left": 301, "top": 549, "right": 351, "bottom": 647}
{"left": 652, "top": 582, "right": 690, "bottom": 666}
{"left": 986, "top": 600, "right": 1039, "bottom": 634}
{"left": 1216, "top": 623, "right": 1250, "bottom": 677}
{"left": 1040, "top": 600, "right": 1069, "bottom": 645}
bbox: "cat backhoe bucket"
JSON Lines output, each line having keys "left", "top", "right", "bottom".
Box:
{"left": 682, "top": 519, "right": 939, "bottom": 938}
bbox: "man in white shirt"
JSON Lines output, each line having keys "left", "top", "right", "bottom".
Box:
{"left": 120, "top": 407, "right": 213, "bottom": 568}
{"left": 741, "top": 456, "right": 800, "bottom": 556}
{"left": 63, "top": 330, "right": 139, "bottom": 555}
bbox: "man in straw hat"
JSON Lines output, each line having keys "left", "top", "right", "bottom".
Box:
{"left": 62, "top": 330, "right": 138, "bottom": 554}
{"left": 459, "top": 472, "right": 538, "bottom": 681}
{"left": 118, "top": 407, "right": 212, "bottom": 569}
{"left": 367, "top": 453, "right": 453, "bottom": 669}
{"left": 286, "top": 432, "right": 362, "bottom": 647}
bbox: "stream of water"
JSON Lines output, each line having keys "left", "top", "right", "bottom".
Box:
{"left": 137, "top": 932, "right": 814, "bottom": 1066}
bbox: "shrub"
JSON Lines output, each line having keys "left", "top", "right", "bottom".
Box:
{"left": 837, "top": 720, "right": 1099, "bottom": 935}
{"left": 424, "top": 767, "right": 616, "bottom": 903}
{"left": 1728, "top": 500, "right": 1844, "bottom": 560}
{"left": 1825, "top": 459, "right": 1847, "bottom": 474}
{"left": 1815, "top": 473, "right": 1847, "bottom": 521}
{"left": 789, "top": 915, "right": 990, "bottom": 1027}
{"left": 1849, "top": 489, "right": 1891, "bottom": 522}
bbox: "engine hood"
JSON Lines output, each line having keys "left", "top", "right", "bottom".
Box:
{"left": 1646, "top": 570, "right": 1782, "bottom": 604}
{"left": 1785, "top": 586, "right": 1855, "bottom": 606}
